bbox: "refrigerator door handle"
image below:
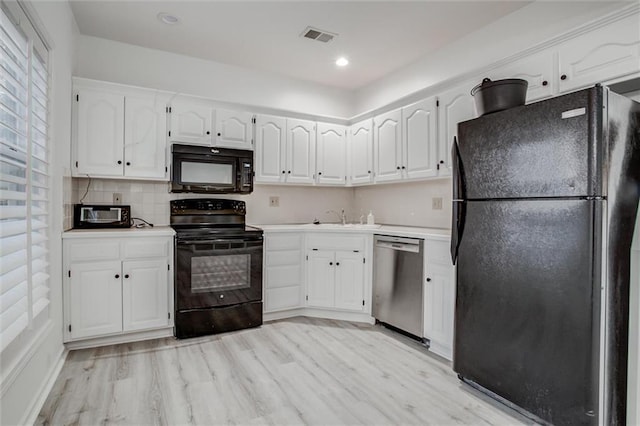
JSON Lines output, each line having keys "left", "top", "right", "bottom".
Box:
{"left": 451, "top": 136, "right": 466, "bottom": 201}
{"left": 451, "top": 136, "right": 466, "bottom": 265}
{"left": 450, "top": 200, "right": 466, "bottom": 265}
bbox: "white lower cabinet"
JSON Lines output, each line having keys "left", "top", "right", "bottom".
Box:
{"left": 423, "top": 237, "right": 456, "bottom": 361}
{"left": 306, "top": 233, "right": 367, "bottom": 313}
{"left": 63, "top": 233, "right": 174, "bottom": 343}
{"left": 263, "top": 232, "right": 304, "bottom": 313}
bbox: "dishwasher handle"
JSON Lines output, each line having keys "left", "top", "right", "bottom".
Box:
{"left": 375, "top": 237, "right": 421, "bottom": 253}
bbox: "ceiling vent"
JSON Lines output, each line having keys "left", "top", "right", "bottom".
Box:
{"left": 301, "top": 26, "right": 336, "bottom": 43}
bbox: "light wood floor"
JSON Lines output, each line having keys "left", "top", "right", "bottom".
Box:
{"left": 37, "top": 317, "right": 530, "bottom": 425}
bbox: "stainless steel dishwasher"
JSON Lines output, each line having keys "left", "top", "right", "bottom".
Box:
{"left": 373, "top": 235, "right": 424, "bottom": 338}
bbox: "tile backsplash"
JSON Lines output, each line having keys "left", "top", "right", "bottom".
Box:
{"left": 71, "top": 178, "right": 356, "bottom": 226}
{"left": 70, "top": 177, "right": 453, "bottom": 229}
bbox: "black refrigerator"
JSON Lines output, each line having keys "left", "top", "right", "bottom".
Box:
{"left": 450, "top": 86, "right": 639, "bottom": 425}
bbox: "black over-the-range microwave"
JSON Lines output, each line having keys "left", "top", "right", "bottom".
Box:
{"left": 171, "top": 144, "right": 254, "bottom": 194}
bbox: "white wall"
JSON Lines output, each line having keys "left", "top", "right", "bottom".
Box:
{"left": 75, "top": 35, "right": 354, "bottom": 119}
{"left": 354, "top": 1, "right": 629, "bottom": 114}
{"left": 0, "top": 1, "right": 78, "bottom": 425}
{"left": 353, "top": 179, "right": 451, "bottom": 229}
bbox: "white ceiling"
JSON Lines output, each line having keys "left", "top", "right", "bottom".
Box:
{"left": 69, "top": 1, "right": 536, "bottom": 90}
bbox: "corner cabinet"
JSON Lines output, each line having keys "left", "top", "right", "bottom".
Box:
{"left": 373, "top": 108, "right": 403, "bottom": 183}
{"left": 63, "top": 231, "right": 174, "bottom": 346}
{"left": 305, "top": 233, "right": 368, "bottom": 313}
{"left": 72, "top": 85, "right": 168, "bottom": 180}
{"left": 349, "top": 119, "right": 374, "bottom": 185}
{"left": 423, "top": 236, "right": 456, "bottom": 361}
{"left": 316, "top": 122, "right": 347, "bottom": 185}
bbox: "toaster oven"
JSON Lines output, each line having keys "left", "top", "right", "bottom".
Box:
{"left": 73, "top": 204, "right": 131, "bottom": 229}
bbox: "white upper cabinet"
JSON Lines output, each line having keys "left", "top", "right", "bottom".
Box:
{"left": 316, "top": 123, "right": 347, "bottom": 186}
{"left": 558, "top": 13, "right": 640, "bottom": 94}
{"left": 255, "top": 115, "right": 287, "bottom": 183}
{"left": 402, "top": 97, "right": 438, "bottom": 180}
{"left": 74, "top": 89, "right": 125, "bottom": 177}
{"left": 485, "top": 50, "right": 555, "bottom": 103}
{"left": 124, "top": 96, "right": 167, "bottom": 179}
{"left": 169, "top": 100, "right": 214, "bottom": 145}
{"left": 73, "top": 85, "right": 168, "bottom": 180}
{"left": 373, "top": 108, "right": 402, "bottom": 183}
{"left": 349, "top": 119, "right": 373, "bottom": 185}
{"left": 214, "top": 109, "right": 254, "bottom": 150}
{"left": 286, "top": 118, "right": 316, "bottom": 184}
{"left": 437, "top": 82, "right": 477, "bottom": 176}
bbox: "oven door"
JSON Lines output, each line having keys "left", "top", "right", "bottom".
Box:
{"left": 175, "top": 234, "right": 263, "bottom": 310}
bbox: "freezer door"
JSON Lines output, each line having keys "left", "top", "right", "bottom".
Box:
{"left": 454, "top": 199, "right": 602, "bottom": 425}
{"left": 457, "top": 87, "right": 604, "bottom": 199}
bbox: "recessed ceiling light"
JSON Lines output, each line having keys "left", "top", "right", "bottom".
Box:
{"left": 336, "top": 57, "right": 349, "bottom": 67}
{"left": 157, "top": 12, "right": 179, "bottom": 25}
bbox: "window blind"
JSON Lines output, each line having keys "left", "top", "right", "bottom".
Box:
{"left": 0, "top": 4, "right": 49, "bottom": 352}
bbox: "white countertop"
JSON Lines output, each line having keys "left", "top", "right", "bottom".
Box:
{"left": 62, "top": 226, "right": 175, "bottom": 239}
{"left": 253, "top": 223, "right": 450, "bottom": 240}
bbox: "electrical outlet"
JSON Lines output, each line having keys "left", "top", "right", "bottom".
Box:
{"left": 432, "top": 197, "right": 443, "bottom": 210}
{"left": 113, "top": 193, "right": 122, "bottom": 204}
{"left": 269, "top": 196, "right": 280, "bottom": 207}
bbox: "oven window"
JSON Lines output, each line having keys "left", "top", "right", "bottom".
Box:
{"left": 191, "top": 254, "right": 250, "bottom": 292}
{"left": 181, "top": 161, "right": 233, "bottom": 185}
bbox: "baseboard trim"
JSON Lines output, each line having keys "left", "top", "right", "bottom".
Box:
{"left": 264, "top": 308, "right": 374, "bottom": 325}
{"left": 20, "top": 346, "right": 68, "bottom": 425}
{"left": 64, "top": 327, "right": 174, "bottom": 350}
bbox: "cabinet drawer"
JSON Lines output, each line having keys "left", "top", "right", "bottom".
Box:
{"left": 265, "top": 234, "right": 303, "bottom": 251}
{"left": 122, "top": 238, "right": 170, "bottom": 259}
{"left": 306, "top": 233, "right": 367, "bottom": 251}
{"left": 425, "top": 238, "right": 451, "bottom": 266}
{"left": 66, "top": 240, "right": 120, "bottom": 262}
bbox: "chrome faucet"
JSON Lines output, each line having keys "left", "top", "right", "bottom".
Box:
{"left": 326, "top": 209, "right": 347, "bottom": 225}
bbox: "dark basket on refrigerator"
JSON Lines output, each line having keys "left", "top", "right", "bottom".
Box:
{"left": 471, "top": 78, "right": 528, "bottom": 116}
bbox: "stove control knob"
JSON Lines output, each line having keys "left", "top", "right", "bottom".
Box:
{"left": 220, "top": 294, "right": 224, "bottom": 299}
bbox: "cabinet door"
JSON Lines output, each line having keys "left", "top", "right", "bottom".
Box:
{"left": 402, "top": 97, "right": 438, "bottom": 180}
{"left": 349, "top": 119, "right": 373, "bottom": 185}
{"left": 215, "top": 109, "right": 254, "bottom": 150}
{"left": 306, "top": 250, "right": 335, "bottom": 308}
{"left": 437, "top": 83, "right": 476, "bottom": 176}
{"left": 559, "top": 14, "right": 640, "bottom": 94}
{"left": 334, "top": 251, "right": 365, "bottom": 312}
{"left": 74, "top": 89, "right": 124, "bottom": 177}
{"left": 169, "top": 101, "right": 213, "bottom": 145}
{"left": 374, "top": 108, "right": 402, "bottom": 182}
{"left": 69, "top": 261, "right": 122, "bottom": 339}
{"left": 264, "top": 233, "right": 304, "bottom": 313}
{"left": 124, "top": 96, "right": 168, "bottom": 180}
{"left": 122, "top": 259, "right": 169, "bottom": 331}
{"left": 286, "top": 118, "right": 316, "bottom": 184}
{"left": 255, "top": 115, "right": 286, "bottom": 183}
{"left": 486, "top": 50, "right": 554, "bottom": 103}
{"left": 316, "top": 123, "right": 346, "bottom": 185}
{"left": 424, "top": 262, "right": 455, "bottom": 361}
